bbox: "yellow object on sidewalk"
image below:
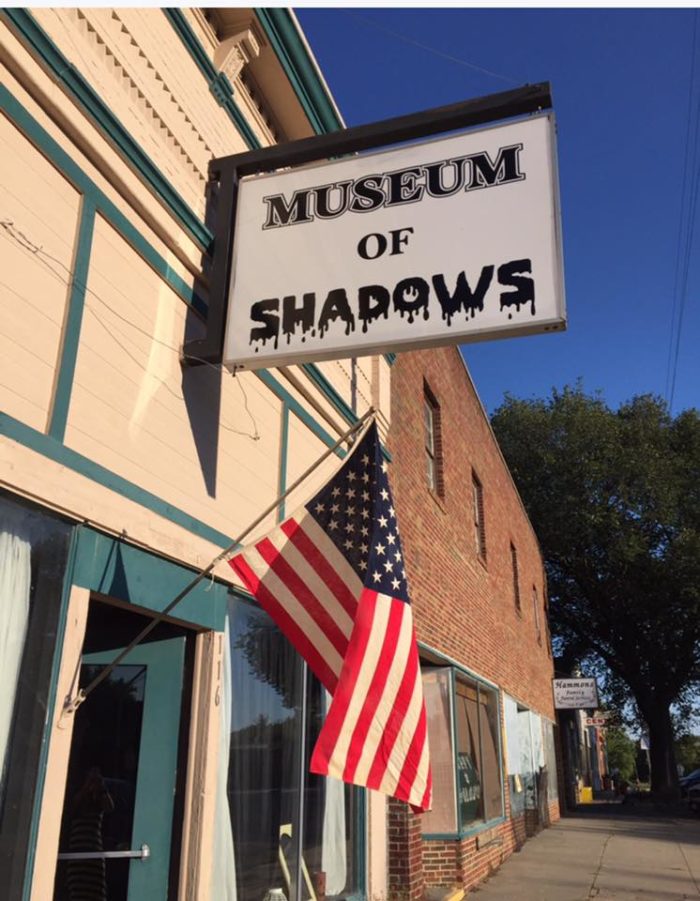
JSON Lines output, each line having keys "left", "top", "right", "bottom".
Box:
{"left": 580, "top": 786, "right": 593, "bottom": 803}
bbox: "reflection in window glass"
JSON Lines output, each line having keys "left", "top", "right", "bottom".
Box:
{"left": 0, "top": 493, "right": 72, "bottom": 900}
{"left": 479, "top": 689, "right": 502, "bottom": 821}
{"left": 503, "top": 695, "right": 525, "bottom": 817}
{"left": 228, "top": 600, "right": 304, "bottom": 901}
{"left": 420, "top": 669, "right": 456, "bottom": 835}
{"left": 518, "top": 711, "right": 537, "bottom": 810}
{"left": 228, "top": 598, "right": 361, "bottom": 901}
{"left": 455, "top": 682, "right": 483, "bottom": 826}
{"left": 303, "top": 679, "right": 360, "bottom": 899}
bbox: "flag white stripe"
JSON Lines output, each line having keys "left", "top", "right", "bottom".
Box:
{"left": 264, "top": 525, "right": 354, "bottom": 640}
{"left": 325, "top": 594, "right": 393, "bottom": 777}
{"left": 353, "top": 603, "right": 413, "bottom": 784}
{"left": 378, "top": 661, "right": 425, "bottom": 798}
{"left": 241, "top": 545, "right": 344, "bottom": 679}
{"left": 300, "top": 513, "right": 364, "bottom": 603}
{"left": 410, "top": 736, "right": 431, "bottom": 805}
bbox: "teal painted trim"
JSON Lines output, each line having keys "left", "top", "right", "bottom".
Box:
{"left": 302, "top": 363, "right": 357, "bottom": 426}
{"left": 384, "top": 353, "right": 397, "bottom": 366}
{"left": 0, "top": 85, "right": 208, "bottom": 318}
{"left": 255, "top": 369, "right": 346, "bottom": 457}
{"left": 256, "top": 9, "right": 342, "bottom": 135}
{"left": 22, "top": 523, "right": 79, "bottom": 901}
{"left": 0, "top": 413, "right": 233, "bottom": 549}
{"left": 2, "top": 9, "right": 213, "bottom": 252}
{"left": 278, "top": 403, "right": 290, "bottom": 522}
{"left": 297, "top": 364, "right": 393, "bottom": 463}
{"left": 73, "top": 526, "right": 227, "bottom": 629}
{"left": 163, "top": 8, "right": 261, "bottom": 150}
{"left": 419, "top": 640, "right": 500, "bottom": 691}
{"left": 423, "top": 816, "right": 506, "bottom": 843}
{"left": 48, "top": 199, "right": 96, "bottom": 441}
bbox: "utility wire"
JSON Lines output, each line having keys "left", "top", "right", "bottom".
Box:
{"left": 344, "top": 11, "right": 519, "bottom": 87}
{"left": 666, "top": 10, "right": 700, "bottom": 412}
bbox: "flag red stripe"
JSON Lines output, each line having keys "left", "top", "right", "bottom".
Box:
{"left": 342, "top": 597, "right": 406, "bottom": 782}
{"left": 281, "top": 519, "right": 358, "bottom": 619}
{"left": 309, "top": 590, "right": 379, "bottom": 774}
{"left": 255, "top": 537, "right": 348, "bottom": 657}
{"left": 365, "top": 629, "right": 419, "bottom": 791}
{"left": 420, "top": 768, "right": 433, "bottom": 812}
{"left": 229, "top": 554, "right": 338, "bottom": 693}
{"left": 396, "top": 703, "right": 429, "bottom": 804}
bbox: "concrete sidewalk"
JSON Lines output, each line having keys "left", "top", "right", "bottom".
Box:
{"left": 472, "top": 803, "right": 700, "bottom": 900}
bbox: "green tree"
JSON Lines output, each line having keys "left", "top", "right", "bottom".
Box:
{"left": 491, "top": 387, "right": 700, "bottom": 796}
{"left": 605, "top": 727, "right": 637, "bottom": 782}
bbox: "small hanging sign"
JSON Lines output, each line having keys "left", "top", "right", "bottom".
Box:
{"left": 222, "top": 111, "right": 565, "bottom": 371}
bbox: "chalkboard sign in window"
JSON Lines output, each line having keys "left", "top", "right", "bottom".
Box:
{"left": 455, "top": 681, "right": 485, "bottom": 826}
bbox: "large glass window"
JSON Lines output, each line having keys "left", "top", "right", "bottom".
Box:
{"left": 503, "top": 699, "right": 559, "bottom": 819}
{"left": 421, "top": 667, "right": 503, "bottom": 836}
{"left": 227, "top": 597, "right": 362, "bottom": 901}
{"left": 0, "top": 492, "right": 73, "bottom": 900}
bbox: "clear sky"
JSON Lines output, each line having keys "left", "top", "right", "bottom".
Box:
{"left": 296, "top": 6, "right": 700, "bottom": 416}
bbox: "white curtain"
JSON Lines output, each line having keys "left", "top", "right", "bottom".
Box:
{"left": 212, "top": 617, "right": 237, "bottom": 900}
{"left": 321, "top": 690, "right": 346, "bottom": 896}
{"left": 0, "top": 525, "right": 32, "bottom": 798}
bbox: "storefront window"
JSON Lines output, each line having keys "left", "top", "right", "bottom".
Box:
{"left": 420, "top": 668, "right": 457, "bottom": 834}
{"left": 504, "top": 701, "right": 558, "bottom": 819}
{"left": 227, "top": 597, "right": 362, "bottom": 901}
{"left": 421, "top": 665, "right": 503, "bottom": 836}
{"left": 0, "top": 493, "right": 73, "bottom": 899}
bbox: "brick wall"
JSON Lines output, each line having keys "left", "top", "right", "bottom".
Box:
{"left": 387, "top": 346, "right": 559, "bottom": 897}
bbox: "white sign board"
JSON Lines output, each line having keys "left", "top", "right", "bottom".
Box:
{"left": 223, "top": 113, "right": 565, "bottom": 370}
{"left": 552, "top": 678, "right": 599, "bottom": 709}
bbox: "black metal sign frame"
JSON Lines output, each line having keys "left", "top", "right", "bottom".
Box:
{"left": 182, "top": 82, "right": 552, "bottom": 366}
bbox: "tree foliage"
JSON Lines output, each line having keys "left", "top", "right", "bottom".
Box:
{"left": 605, "top": 727, "right": 637, "bottom": 782}
{"left": 491, "top": 386, "right": 700, "bottom": 794}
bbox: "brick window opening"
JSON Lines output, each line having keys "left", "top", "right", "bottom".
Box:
{"left": 423, "top": 384, "right": 444, "bottom": 497}
{"left": 511, "top": 542, "right": 521, "bottom": 613}
{"left": 533, "top": 584, "right": 541, "bottom": 642}
{"left": 472, "top": 472, "right": 486, "bottom": 560}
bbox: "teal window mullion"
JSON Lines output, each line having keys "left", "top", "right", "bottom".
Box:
{"left": 47, "top": 197, "right": 96, "bottom": 442}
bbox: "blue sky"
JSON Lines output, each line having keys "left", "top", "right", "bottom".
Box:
{"left": 297, "top": 7, "right": 700, "bottom": 416}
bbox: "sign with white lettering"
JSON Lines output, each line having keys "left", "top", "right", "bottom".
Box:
{"left": 223, "top": 113, "right": 565, "bottom": 370}
{"left": 553, "top": 678, "right": 599, "bottom": 709}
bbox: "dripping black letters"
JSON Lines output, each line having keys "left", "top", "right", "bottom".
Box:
{"left": 248, "top": 259, "right": 535, "bottom": 353}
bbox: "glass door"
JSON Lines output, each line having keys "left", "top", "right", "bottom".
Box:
{"left": 54, "top": 603, "right": 186, "bottom": 900}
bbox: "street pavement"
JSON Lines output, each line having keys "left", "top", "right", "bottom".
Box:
{"left": 472, "top": 802, "right": 700, "bottom": 900}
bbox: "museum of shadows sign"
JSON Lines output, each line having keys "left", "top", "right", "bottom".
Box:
{"left": 210, "top": 89, "right": 566, "bottom": 371}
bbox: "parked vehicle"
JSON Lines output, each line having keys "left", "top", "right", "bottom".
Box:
{"left": 680, "top": 768, "right": 700, "bottom": 797}
{"left": 688, "top": 784, "right": 700, "bottom": 814}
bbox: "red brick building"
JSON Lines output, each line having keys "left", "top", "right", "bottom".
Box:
{"left": 387, "top": 346, "right": 560, "bottom": 899}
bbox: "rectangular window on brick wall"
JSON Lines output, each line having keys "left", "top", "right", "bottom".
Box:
{"left": 532, "top": 585, "right": 541, "bottom": 642}
{"left": 511, "top": 542, "right": 521, "bottom": 613}
{"left": 420, "top": 664, "right": 504, "bottom": 837}
{"left": 472, "top": 472, "right": 486, "bottom": 561}
{"left": 423, "top": 383, "right": 444, "bottom": 497}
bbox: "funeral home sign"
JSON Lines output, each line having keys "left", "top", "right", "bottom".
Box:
{"left": 222, "top": 112, "right": 565, "bottom": 371}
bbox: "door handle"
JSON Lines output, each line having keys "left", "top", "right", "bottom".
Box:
{"left": 58, "top": 844, "right": 150, "bottom": 861}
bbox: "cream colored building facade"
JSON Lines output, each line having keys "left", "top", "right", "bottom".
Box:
{"left": 0, "top": 9, "right": 391, "bottom": 900}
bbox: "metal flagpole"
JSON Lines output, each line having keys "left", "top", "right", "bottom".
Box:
{"left": 62, "top": 406, "right": 376, "bottom": 717}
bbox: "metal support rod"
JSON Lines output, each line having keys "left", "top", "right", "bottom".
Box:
{"left": 64, "top": 407, "right": 376, "bottom": 714}
{"left": 211, "top": 82, "right": 552, "bottom": 177}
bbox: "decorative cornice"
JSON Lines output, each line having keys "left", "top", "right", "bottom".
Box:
{"left": 1, "top": 8, "right": 214, "bottom": 251}
{"left": 255, "top": 8, "right": 343, "bottom": 136}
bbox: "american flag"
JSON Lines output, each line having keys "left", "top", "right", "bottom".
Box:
{"left": 229, "top": 419, "right": 432, "bottom": 812}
